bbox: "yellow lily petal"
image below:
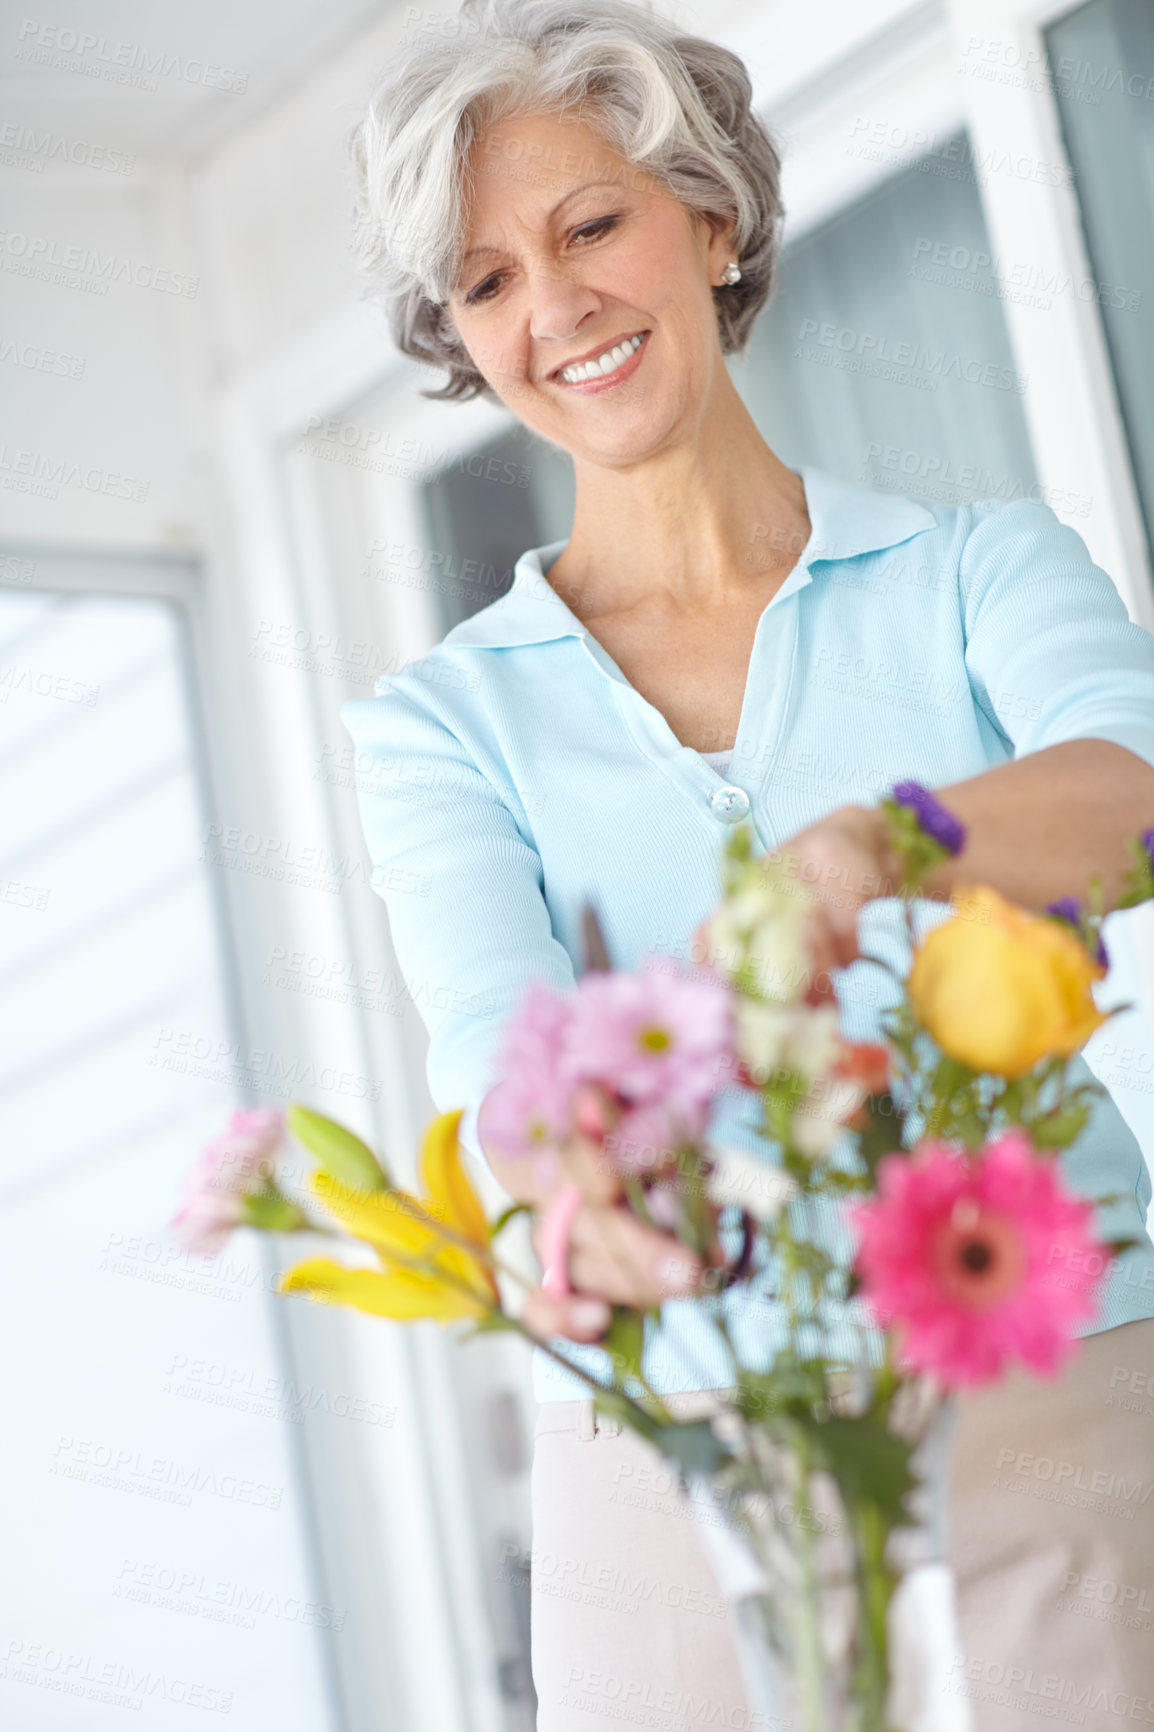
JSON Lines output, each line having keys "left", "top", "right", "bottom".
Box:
{"left": 311, "top": 1172, "right": 441, "bottom": 1261}
{"left": 305, "top": 1120, "right": 499, "bottom": 1308}
{"left": 420, "top": 1109, "right": 491, "bottom": 1249}
{"left": 309, "top": 1172, "right": 498, "bottom": 1304}
{"left": 279, "top": 1256, "right": 487, "bottom": 1322}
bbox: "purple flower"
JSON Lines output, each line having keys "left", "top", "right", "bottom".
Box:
{"left": 1143, "top": 828, "right": 1154, "bottom": 874}
{"left": 562, "top": 961, "right": 734, "bottom": 1111}
{"left": 1045, "top": 896, "right": 1082, "bottom": 927}
{"left": 892, "top": 781, "right": 966, "bottom": 857}
{"left": 1045, "top": 897, "right": 1109, "bottom": 969}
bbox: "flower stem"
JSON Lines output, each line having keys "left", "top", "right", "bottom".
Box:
{"left": 791, "top": 1433, "right": 829, "bottom": 1732}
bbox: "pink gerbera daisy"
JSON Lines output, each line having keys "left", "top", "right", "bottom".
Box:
{"left": 562, "top": 961, "right": 735, "bottom": 1112}
{"left": 852, "top": 1129, "right": 1105, "bottom": 1387}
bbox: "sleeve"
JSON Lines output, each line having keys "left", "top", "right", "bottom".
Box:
{"left": 959, "top": 498, "right": 1154, "bottom": 770}
{"left": 340, "top": 680, "right": 576, "bottom": 1170}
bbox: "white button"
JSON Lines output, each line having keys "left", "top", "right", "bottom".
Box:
{"left": 711, "top": 785, "right": 750, "bottom": 823}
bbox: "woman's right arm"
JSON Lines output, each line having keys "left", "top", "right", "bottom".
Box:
{"left": 342, "top": 677, "right": 708, "bottom": 1339}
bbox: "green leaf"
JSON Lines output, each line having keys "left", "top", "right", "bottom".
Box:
{"left": 854, "top": 1094, "right": 901, "bottom": 1180}
{"left": 604, "top": 1306, "right": 646, "bottom": 1385}
{"left": 1030, "top": 1102, "right": 1091, "bottom": 1150}
{"left": 1116, "top": 834, "right": 1154, "bottom": 910}
{"left": 241, "top": 1192, "right": 309, "bottom": 1233}
{"left": 735, "top": 1360, "right": 826, "bottom": 1424}
{"left": 656, "top": 1419, "right": 730, "bottom": 1480}
{"left": 492, "top": 1201, "right": 531, "bottom": 1235}
{"left": 287, "top": 1104, "right": 389, "bottom": 1191}
{"left": 807, "top": 1416, "right": 918, "bottom": 1529}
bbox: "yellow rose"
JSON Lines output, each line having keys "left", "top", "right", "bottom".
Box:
{"left": 908, "top": 886, "right": 1106, "bottom": 1077}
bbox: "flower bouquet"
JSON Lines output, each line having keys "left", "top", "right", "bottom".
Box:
{"left": 175, "top": 804, "right": 1154, "bottom": 1731}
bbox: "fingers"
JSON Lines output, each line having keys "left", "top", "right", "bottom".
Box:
{"left": 524, "top": 1200, "right": 711, "bottom": 1341}
{"left": 568, "top": 1206, "right": 705, "bottom": 1308}
{"left": 520, "top": 1212, "right": 707, "bottom": 1344}
{"left": 557, "top": 1125, "right": 623, "bottom": 1207}
{"left": 521, "top": 1287, "right": 613, "bottom": 1342}
{"left": 804, "top": 899, "right": 862, "bottom": 994}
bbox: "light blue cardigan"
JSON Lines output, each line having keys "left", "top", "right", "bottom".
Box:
{"left": 342, "top": 466, "right": 1154, "bottom": 1401}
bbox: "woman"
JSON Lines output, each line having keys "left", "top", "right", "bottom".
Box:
{"left": 342, "top": 1, "right": 1154, "bottom": 1725}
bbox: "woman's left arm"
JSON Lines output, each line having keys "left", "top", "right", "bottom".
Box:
{"left": 794, "top": 742, "right": 1154, "bottom": 973}
{"left": 780, "top": 499, "right": 1154, "bottom": 969}
{"left": 910, "top": 737, "right": 1154, "bottom": 910}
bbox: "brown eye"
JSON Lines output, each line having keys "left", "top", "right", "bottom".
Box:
{"left": 571, "top": 214, "right": 619, "bottom": 244}
{"left": 464, "top": 272, "right": 505, "bottom": 307}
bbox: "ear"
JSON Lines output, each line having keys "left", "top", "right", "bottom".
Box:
{"left": 697, "top": 211, "right": 739, "bottom": 282}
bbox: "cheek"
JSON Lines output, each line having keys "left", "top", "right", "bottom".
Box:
{"left": 458, "top": 322, "right": 521, "bottom": 386}
{"left": 620, "top": 221, "right": 712, "bottom": 334}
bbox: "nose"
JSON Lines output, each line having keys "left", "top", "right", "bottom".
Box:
{"left": 526, "top": 259, "right": 600, "bottom": 346}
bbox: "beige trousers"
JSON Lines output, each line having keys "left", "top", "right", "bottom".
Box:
{"left": 530, "top": 1318, "right": 1154, "bottom": 1732}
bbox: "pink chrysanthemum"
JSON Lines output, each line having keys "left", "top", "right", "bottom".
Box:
{"left": 479, "top": 983, "right": 577, "bottom": 1159}
{"left": 604, "top": 1096, "right": 709, "bottom": 1175}
{"left": 563, "top": 962, "right": 735, "bottom": 1111}
{"left": 852, "top": 1129, "right": 1104, "bottom": 1387}
{"left": 174, "top": 1107, "right": 285, "bottom": 1252}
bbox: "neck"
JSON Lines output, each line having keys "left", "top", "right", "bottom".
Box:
{"left": 552, "top": 369, "right": 810, "bottom": 619}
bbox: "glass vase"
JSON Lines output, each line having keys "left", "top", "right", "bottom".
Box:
{"left": 689, "top": 1398, "right": 971, "bottom": 1732}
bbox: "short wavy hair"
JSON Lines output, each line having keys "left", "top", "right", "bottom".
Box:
{"left": 350, "top": 0, "right": 784, "bottom": 401}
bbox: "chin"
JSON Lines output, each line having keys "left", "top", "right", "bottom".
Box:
{"left": 548, "top": 389, "right": 691, "bottom": 471}
{"left": 576, "top": 417, "right": 689, "bottom": 472}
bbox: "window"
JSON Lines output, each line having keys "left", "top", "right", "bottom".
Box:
{"left": 733, "top": 134, "right": 1037, "bottom": 506}
{"left": 1048, "top": 0, "right": 1154, "bottom": 565}
{"left": 0, "top": 563, "right": 336, "bottom": 1731}
{"left": 421, "top": 426, "right": 575, "bottom": 633}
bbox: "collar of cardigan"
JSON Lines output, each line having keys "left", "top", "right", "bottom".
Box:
{"left": 446, "top": 463, "right": 936, "bottom": 650}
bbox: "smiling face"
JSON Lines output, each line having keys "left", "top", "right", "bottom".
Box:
{"left": 446, "top": 110, "right": 736, "bottom": 470}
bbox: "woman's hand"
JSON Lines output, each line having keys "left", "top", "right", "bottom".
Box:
{"left": 519, "top": 1127, "right": 719, "bottom": 1342}
{"left": 769, "top": 803, "right": 894, "bottom": 991}
{"left": 480, "top": 1105, "right": 720, "bottom": 1344}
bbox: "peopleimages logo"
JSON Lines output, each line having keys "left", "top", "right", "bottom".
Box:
{"left": 0, "top": 229, "right": 199, "bottom": 297}
{"left": 949, "top": 1654, "right": 1154, "bottom": 1723}
{"left": 910, "top": 235, "right": 1142, "bottom": 312}
{"left": 15, "top": 20, "right": 247, "bottom": 92}
{"left": 0, "top": 122, "right": 135, "bottom": 173}
{"left": 993, "top": 1445, "right": 1153, "bottom": 1519}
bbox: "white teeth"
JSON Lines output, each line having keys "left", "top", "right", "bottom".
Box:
{"left": 560, "top": 333, "right": 643, "bottom": 384}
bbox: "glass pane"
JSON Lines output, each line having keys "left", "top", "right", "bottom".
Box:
{"left": 732, "top": 133, "right": 1038, "bottom": 507}
{"left": 0, "top": 585, "right": 333, "bottom": 1731}
{"left": 421, "top": 426, "right": 575, "bottom": 633}
{"left": 1048, "top": 0, "right": 1154, "bottom": 567}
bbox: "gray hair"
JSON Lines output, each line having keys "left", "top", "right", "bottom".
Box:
{"left": 350, "top": 0, "right": 784, "bottom": 401}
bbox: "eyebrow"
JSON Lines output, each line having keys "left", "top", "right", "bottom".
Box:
{"left": 460, "top": 180, "right": 617, "bottom": 270}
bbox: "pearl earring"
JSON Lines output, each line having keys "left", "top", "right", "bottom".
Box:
{"left": 721, "top": 260, "right": 742, "bottom": 286}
